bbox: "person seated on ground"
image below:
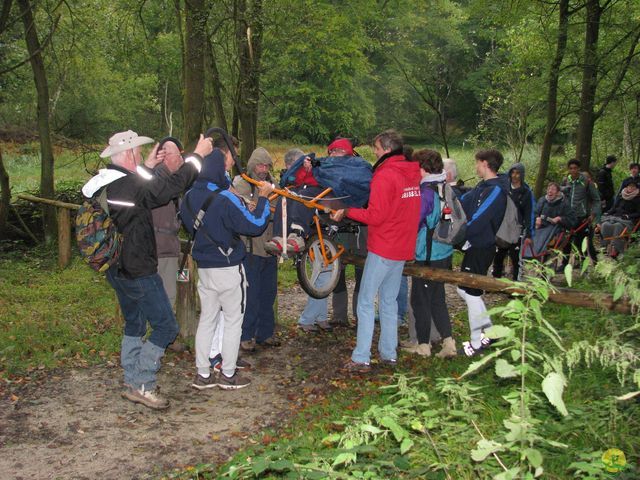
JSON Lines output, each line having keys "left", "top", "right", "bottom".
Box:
{"left": 265, "top": 138, "right": 370, "bottom": 254}
{"left": 599, "top": 179, "right": 640, "bottom": 258}
{"left": 406, "top": 148, "right": 457, "bottom": 358}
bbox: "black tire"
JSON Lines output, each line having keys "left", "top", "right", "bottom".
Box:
{"left": 296, "top": 234, "right": 342, "bottom": 299}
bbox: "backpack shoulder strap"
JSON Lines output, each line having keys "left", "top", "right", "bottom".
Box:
{"left": 180, "top": 190, "right": 220, "bottom": 272}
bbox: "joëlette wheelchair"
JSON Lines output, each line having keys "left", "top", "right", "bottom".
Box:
{"left": 208, "top": 127, "right": 363, "bottom": 299}
{"left": 522, "top": 217, "right": 592, "bottom": 265}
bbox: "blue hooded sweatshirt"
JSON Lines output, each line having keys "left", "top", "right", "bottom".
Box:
{"left": 460, "top": 177, "right": 507, "bottom": 248}
{"left": 179, "top": 149, "right": 271, "bottom": 268}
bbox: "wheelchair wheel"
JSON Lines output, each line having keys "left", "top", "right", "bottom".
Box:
{"left": 296, "top": 234, "right": 342, "bottom": 299}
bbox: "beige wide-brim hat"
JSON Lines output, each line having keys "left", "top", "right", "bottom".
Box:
{"left": 100, "top": 130, "right": 154, "bottom": 158}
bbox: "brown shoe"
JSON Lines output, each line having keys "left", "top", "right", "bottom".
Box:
{"left": 341, "top": 360, "right": 371, "bottom": 373}
{"left": 257, "top": 336, "right": 281, "bottom": 347}
{"left": 121, "top": 385, "right": 169, "bottom": 410}
{"left": 167, "top": 341, "right": 188, "bottom": 353}
{"left": 240, "top": 339, "right": 256, "bottom": 352}
{"left": 217, "top": 371, "right": 251, "bottom": 390}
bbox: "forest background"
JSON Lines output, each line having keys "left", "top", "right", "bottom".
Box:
{"left": 1, "top": 0, "right": 640, "bottom": 241}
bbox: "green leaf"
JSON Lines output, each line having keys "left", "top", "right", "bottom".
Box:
{"left": 613, "top": 283, "right": 625, "bottom": 301}
{"left": 485, "top": 325, "right": 514, "bottom": 339}
{"left": 332, "top": 452, "right": 357, "bottom": 467}
{"left": 393, "top": 455, "right": 411, "bottom": 470}
{"left": 400, "top": 438, "right": 414, "bottom": 454}
{"left": 360, "top": 424, "right": 383, "bottom": 434}
{"left": 581, "top": 256, "right": 590, "bottom": 274}
{"left": 459, "top": 348, "right": 505, "bottom": 379}
{"left": 542, "top": 372, "right": 569, "bottom": 416}
{"left": 581, "top": 237, "right": 588, "bottom": 254}
{"left": 321, "top": 433, "right": 341, "bottom": 444}
{"left": 471, "top": 439, "right": 503, "bottom": 461}
{"left": 251, "top": 458, "right": 269, "bottom": 476}
{"left": 503, "top": 419, "right": 525, "bottom": 442}
{"left": 270, "top": 459, "right": 294, "bottom": 472}
{"left": 564, "top": 264, "right": 573, "bottom": 287}
{"left": 510, "top": 349, "right": 520, "bottom": 362}
{"left": 524, "top": 448, "right": 543, "bottom": 468}
{"left": 379, "top": 416, "right": 407, "bottom": 442}
{"left": 495, "top": 358, "right": 519, "bottom": 378}
{"left": 493, "top": 467, "right": 520, "bottom": 480}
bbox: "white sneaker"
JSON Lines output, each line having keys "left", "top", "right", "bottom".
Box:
{"left": 286, "top": 233, "right": 305, "bottom": 253}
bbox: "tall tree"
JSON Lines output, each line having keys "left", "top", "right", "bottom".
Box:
{"left": 536, "top": 0, "right": 570, "bottom": 198}
{"left": 18, "top": 0, "right": 57, "bottom": 242}
{"left": 235, "top": 0, "right": 262, "bottom": 163}
{"left": 182, "top": 0, "right": 206, "bottom": 146}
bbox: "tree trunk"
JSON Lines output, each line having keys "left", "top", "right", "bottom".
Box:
{"left": 536, "top": 0, "right": 569, "bottom": 198}
{"left": 18, "top": 0, "right": 56, "bottom": 242}
{"left": 206, "top": 38, "right": 228, "bottom": 131}
{"left": 182, "top": 0, "right": 206, "bottom": 148}
{"left": 0, "top": 145, "right": 10, "bottom": 240}
{"left": 575, "top": 0, "right": 601, "bottom": 171}
{"left": 235, "top": 0, "right": 262, "bottom": 164}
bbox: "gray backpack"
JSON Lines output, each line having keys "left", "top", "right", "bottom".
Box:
{"left": 432, "top": 183, "right": 467, "bottom": 246}
{"left": 495, "top": 195, "right": 522, "bottom": 248}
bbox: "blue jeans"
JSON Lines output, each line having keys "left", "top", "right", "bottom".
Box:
{"left": 106, "top": 269, "right": 179, "bottom": 389}
{"left": 396, "top": 275, "right": 409, "bottom": 324}
{"left": 352, "top": 252, "right": 405, "bottom": 364}
{"left": 298, "top": 270, "right": 331, "bottom": 325}
{"left": 241, "top": 254, "right": 278, "bottom": 342}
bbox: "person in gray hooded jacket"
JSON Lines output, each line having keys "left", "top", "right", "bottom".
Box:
{"left": 492, "top": 162, "right": 535, "bottom": 280}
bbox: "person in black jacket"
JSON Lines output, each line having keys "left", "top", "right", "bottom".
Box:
{"left": 82, "top": 130, "right": 212, "bottom": 410}
{"left": 596, "top": 155, "right": 617, "bottom": 212}
{"left": 600, "top": 180, "right": 640, "bottom": 257}
{"left": 492, "top": 163, "right": 535, "bottom": 280}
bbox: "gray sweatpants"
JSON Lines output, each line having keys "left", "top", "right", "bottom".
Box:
{"left": 196, "top": 265, "right": 247, "bottom": 377}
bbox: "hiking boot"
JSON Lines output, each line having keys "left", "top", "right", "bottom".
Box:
{"left": 403, "top": 343, "right": 431, "bottom": 356}
{"left": 264, "top": 237, "right": 285, "bottom": 255}
{"left": 167, "top": 340, "right": 188, "bottom": 353}
{"left": 316, "top": 320, "right": 333, "bottom": 332}
{"left": 257, "top": 336, "right": 281, "bottom": 347}
{"left": 380, "top": 358, "right": 398, "bottom": 367}
{"left": 240, "top": 339, "right": 256, "bottom": 352}
{"left": 121, "top": 385, "right": 169, "bottom": 410}
{"left": 298, "top": 323, "right": 319, "bottom": 333}
{"left": 217, "top": 371, "right": 251, "bottom": 390}
{"left": 435, "top": 337, "right": 457, "bottom": 359}
{"left": 341, "top": 360, "right": 371, "bottom": 373}
{"left": 286, "top": 233, "right": 305, "bottom": 253}
{"left": 192, "top": 373, "right": 217, "bottom": 390}
{"left": 459, "top": 341, "right": 484, "bottom": 357}
{"left": 480, "top": 333, "right": 493, "bottom": 349}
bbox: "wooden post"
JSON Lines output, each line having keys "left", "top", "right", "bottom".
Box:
{"left": 57, "top": 207, "right": 71, "bottom": 268}
{"left": 176, "top": 254, "right": 199, "bottom": 339}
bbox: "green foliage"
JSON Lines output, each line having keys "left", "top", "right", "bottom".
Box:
{"left": 0, "top": 247, "right": 120, "bottom": 376}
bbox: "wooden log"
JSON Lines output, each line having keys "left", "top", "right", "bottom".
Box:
{"left": 17, "top": 193, "right": 80, "bottom": 210}
{"left": 57, "top": 207, "right": 71, "bottom": 268}
{"left": 342, "top": 254, "right": 632, "bottom": 315}
{"left": 176, "top": 254, "right": 199, "bottom": 338}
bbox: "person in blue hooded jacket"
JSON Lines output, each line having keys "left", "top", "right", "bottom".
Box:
{"left": 180, "top": 149, "right": 273, "bottom": 391}
{"left": 458, "top": 149, "right": 507, "bottom": 357}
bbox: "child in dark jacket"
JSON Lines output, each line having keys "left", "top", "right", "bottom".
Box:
{"left": 458, "top": 149, "right": 507, "bottom": 357}
{"left": 600, "top": 180, "right": 640, "bottom": 257}
{"left": 180, "top": 149, "right": 273, "bottom": 391}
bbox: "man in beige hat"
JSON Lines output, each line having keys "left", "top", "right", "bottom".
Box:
{"left": 82, "top": 130, "right": 212, "bottom": 409}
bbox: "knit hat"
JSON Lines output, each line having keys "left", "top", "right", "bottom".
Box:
{"left": 100, "top": 130, "right": 154, "bottom": 158}
{"left": 327, "top": 138, "right": 354, "bottom": 156}
{"left": 284, "top": 148, "right": 305, "bottom": 168}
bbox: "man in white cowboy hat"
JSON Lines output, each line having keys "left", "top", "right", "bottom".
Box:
{"left": 82, "top": 130, "right": 212, "bottom": 409}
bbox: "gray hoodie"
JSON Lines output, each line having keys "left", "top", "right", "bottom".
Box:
{"left": 561, "top": 173, "right": 601, "bottom": 221}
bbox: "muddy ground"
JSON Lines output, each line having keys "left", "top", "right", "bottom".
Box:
{"left": 0, "top": 281, "right": 500, "bottom": 480}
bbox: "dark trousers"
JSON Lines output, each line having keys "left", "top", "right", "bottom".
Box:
{"left": 461, "top": 246, "right": 496, "bottom": 296}
{"left": 562, "top": 217, "right": 598, "bottom": 265}
{"left": 493, "top": 242, "right": 521, "bottom": 280}
{"left": 410, "top": 257, "right": 452, "bottom": 344}
{"left": 241, "top": 254, "right": 278, "bottom": 342}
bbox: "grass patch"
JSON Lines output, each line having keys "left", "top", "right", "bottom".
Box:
{"left": 0, "top": 247, "right": 120, "bottom": 377}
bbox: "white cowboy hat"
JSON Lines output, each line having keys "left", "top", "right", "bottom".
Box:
{"left": 100, "top": 130, "right": 154, "bottom": 158}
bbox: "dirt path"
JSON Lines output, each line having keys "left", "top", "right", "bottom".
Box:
{"left": 0, "top": 281, "right": 500, "bottom": 480}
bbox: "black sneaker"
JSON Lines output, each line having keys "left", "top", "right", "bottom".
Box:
{"left": 480, "top": 333, "right": 493, "bottom": 348}
{"left": 459, "top": 341, "right": 484, "bottom": 357}
{"left": 217, "top": 371, "right": 251, "bottom": 390}
{"left": 192, "top": 373, "right": 217, "bottom": 390}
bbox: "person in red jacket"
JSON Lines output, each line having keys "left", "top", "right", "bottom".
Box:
{"left": 331, "top": 129, "right": 421, "bottom": 372}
